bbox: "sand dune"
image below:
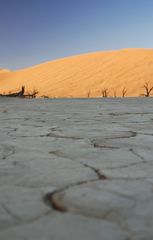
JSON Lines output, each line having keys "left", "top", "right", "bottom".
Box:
{"left": 1, "top": 49, "right": 153, "bottom": 97}
{"left": 0, "top": 69, "right": 10, "bottom": 74}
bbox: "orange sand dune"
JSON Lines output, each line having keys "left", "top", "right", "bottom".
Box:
{"left": 1, "top": 49, "right": 153, "bottom": 97}
{"left": 0, "top": 69, "right": 10, "bottom": 74}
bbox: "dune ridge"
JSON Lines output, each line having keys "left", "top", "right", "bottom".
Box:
{"left": 1, "top": 49, "right": 153, "bottom": 97}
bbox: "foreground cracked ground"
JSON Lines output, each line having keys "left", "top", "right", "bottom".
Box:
{"left": 0, "top": 98, "right": 153, "bottom": 240}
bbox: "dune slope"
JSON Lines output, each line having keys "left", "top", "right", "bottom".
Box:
{"left": 0, "top": 49, "right": 153, "bottom": 97}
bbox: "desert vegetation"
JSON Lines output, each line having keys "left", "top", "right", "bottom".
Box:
{"left": 142, "top": 82, "right": 153, "bottom": 97}
{"left": 1, "top": 50, "right": 153, "bottom": 98}
{"left": 101, "top": 89, "right": 108, "bottom": 98}
{"left": 25, "top": 88, "right": 39, "bottom": 98}
{"left": 0, "top": 86, "right": 39, "bottom": 98}
{"left": 1, "top": 82, "right": 153, "bottom": 99}
{"left": 122, "top": 87, "right": 127, "bottom": 98}
{"left": 87, "top": 90, "right": 91, "bottom": 98}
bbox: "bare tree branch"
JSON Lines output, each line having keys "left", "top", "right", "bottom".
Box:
{"left": 101, "top": 89, "right": 108, "bottom": 98}
{"left": 143, "top": 82, "right": 153, "bottom": 97}
{"left": 87, "top": 90, "right": 91, "bottom": 98}
{"left": 25, "top": 88, "right": 39, "bottom": 98}
{"left": 122, "top": 87, "right": 127, "bottom": 98}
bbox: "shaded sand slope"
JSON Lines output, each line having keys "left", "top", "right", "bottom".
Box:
{"left": 1, "top": 49, "right": 153, "bottom": 97}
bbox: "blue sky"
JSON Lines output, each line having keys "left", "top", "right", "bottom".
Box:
{"left": 0, "top": 0, "right": 153, "bottom": 69}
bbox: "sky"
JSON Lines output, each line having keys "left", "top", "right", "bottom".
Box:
{"left": 1, "top": 0, "right": 153, "bottom": 70}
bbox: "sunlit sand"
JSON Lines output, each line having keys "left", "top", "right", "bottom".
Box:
{"left": 1, "top": 48, "right": 153, "bottom": 97}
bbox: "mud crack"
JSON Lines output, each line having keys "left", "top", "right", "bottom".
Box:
{"left": 46, "top": 151, "right": 107, "bottom": 213}
{"left": 44, "top": 177, "right": 106, "bottom": 213}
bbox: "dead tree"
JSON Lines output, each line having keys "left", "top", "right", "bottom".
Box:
{"left": 101, "top": 89, "right": 108, "bottom": 98}
{"left": 143, "top": 82, "right": 153, "bottom": 97}
{"left": 31, "top": 89, "right": 39, "bottom": 98}
{"left": 122, "top": 87, "right": 127, "bottom": 98}
{"left": 0, "top": 86, "right": 25, "bottom": 98}
{"left": 87, "top": 90, "right": 91, "bottom": 98}
{"left": 25, "top": 88, "right": 39, "bottom": 98}
{"left": 17, "top": 86, "right": 25, "bottom": 97}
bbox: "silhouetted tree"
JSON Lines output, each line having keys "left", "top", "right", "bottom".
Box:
{"left": 87, "top": 90, "right": 91, "bottom": 98}
{"left": 31, "top": 89, "right": 39, "bottom": 98}
{"left": 18, "top": 86, "right": 25, "bottom": 97}
{"left": 101, "top": 89, "right": 108, "bottom": 98}
{"left": 143, "top": 82, "right": 153, "bottom": 97}
{"left": 0, "top": 86, "right": 25, "bottom": 97}
{"left": 26, "top": 88, "right": 39, "bottom": 98}
{"left": 122, "top": 87, "right": 127, "bottom": 98}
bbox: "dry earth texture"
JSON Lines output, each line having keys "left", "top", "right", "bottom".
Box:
{"left": 1, "top": 48, "right": 153, "bottom": 97}
{"left": 1, "top": 98, "right": 153, "bottom": 240}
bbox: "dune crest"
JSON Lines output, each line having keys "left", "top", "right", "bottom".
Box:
{"left": 1, "top": 49, "right": 153, "bottom": 97}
